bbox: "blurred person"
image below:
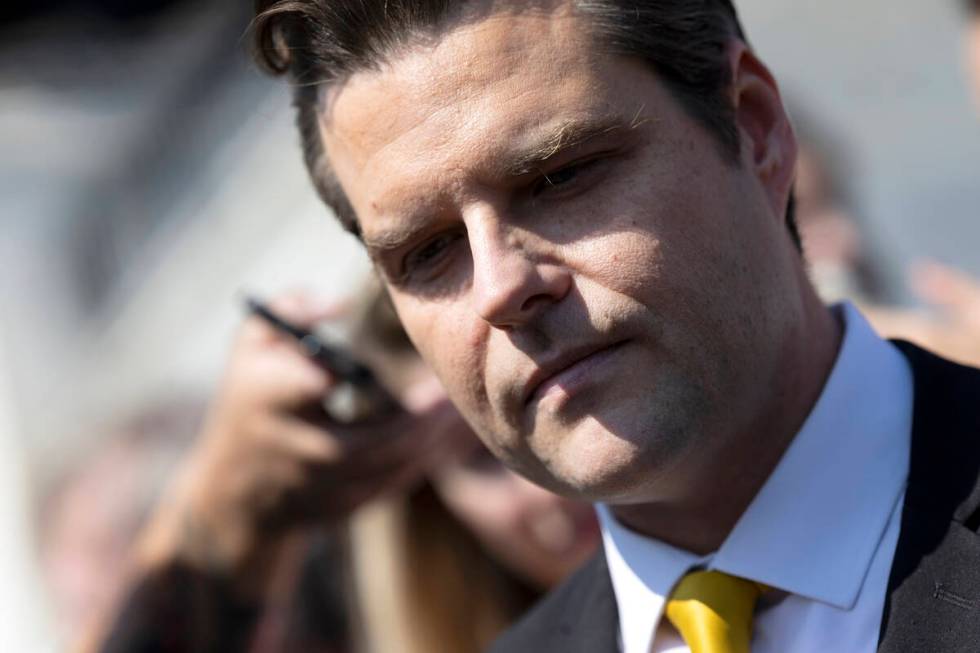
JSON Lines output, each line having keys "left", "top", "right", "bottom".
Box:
{"left": 884, "top": 260, "right": 980, "bottom": 368}
{"left": 38, "top": 400, "right": 204, "bottom": 649}
{"left": 853, "top": 0, "right": 980, "bottom": 368}
{"left": 790, "top": 108, "right": 980, "bottom": 368}
{"left": 89, "top": 291, "right": 444, "bottom": 653}
{"left": 250, "top": 1, "right": 980, "bottom": 652}
{"left": 896, "top": 0, "right": 980, "bottom": 365}
{"left": 91, "top": 289, "right": 598, "bottom": 653}
{"left": 893, "top": 0, "right": 980, "bottom": 367}
{"left": 791, "top": 109, "right": 891, "bottom": 305}
{"left": 966, "top": 0, "right": 980, "bottom": 107}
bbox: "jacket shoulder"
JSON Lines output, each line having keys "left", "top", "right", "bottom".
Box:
{"left": 878, "top": 343, "right": 980, "bottom": 650}
{"left": 891, "top": 341, "right": 980, "bottom": 517}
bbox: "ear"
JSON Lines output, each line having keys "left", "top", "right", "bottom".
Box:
{"left": 728, "top": 42, "right": 798, "bottom": 225}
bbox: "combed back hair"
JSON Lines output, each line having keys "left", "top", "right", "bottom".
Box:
{"left": 250, "top": 0, "right": 802, "bottom": 251}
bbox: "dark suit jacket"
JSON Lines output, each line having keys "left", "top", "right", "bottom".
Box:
{"left": 489, "top": 343, "right": 980, "bottom": 653}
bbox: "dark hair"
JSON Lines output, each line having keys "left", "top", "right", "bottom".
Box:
{"left": 250, "top": 0, "right": 801, "bottom": 251}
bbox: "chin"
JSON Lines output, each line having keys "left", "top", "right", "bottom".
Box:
{"left": 534, "top": 416, "right": 688, "bottom": 503}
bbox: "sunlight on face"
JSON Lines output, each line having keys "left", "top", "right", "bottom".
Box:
{"left": 321, "top": 2, "right": 802, "bottom": 504}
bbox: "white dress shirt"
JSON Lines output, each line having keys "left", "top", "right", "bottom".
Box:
{"left": 597, "top": 303, "right": 914, "bottom": 653}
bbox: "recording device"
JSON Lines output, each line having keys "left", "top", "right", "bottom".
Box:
{"left": 244, "top": 296, "right": 402, "bottom": 423}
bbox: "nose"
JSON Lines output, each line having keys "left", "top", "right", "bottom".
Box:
{"left": 467, "top": 209, "right": 570, "bottom": 328}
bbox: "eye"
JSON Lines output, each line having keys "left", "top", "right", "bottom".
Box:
{"left": 402, "top": 230, "right": 464, "bottom": 280}
{"left": 531, "top": 158, "right": 600, "bottom": 197}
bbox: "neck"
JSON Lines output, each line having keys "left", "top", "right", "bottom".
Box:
{"left": 612, "top": 291, "right": 843, "bottom": 555}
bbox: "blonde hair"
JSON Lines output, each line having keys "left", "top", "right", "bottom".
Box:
{"left": 344, "top": 284, "right": 538, "bottom": 653}
{"left": 349, "top": 483, "right": 536, "bottom": 653}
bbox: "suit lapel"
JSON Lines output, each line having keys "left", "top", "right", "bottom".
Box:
{"left": 878, "top": 513, "right": 980, "bottom": 652}
{"left": 488, "top": 548, "right": 619, "bottom": 653}
{"left": 878, "top": 343, "right": 980, "bottom": 652}
{"left": 541, "top": 551, "right": 619, "bottom": 653}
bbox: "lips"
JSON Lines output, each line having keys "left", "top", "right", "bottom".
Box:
{"left": 523, "top": 340, "right": 628, "bottom": 406}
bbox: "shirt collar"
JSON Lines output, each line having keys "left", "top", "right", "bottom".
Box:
{"left": 598, "top": 302, "right": 913, "bottom": 653}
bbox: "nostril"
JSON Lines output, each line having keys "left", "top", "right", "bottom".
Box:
{"left": 468, "top": 220, "right": 571, "bottom": 326}
{"left": 520, "top": 292, "right": 557, "bottom": 314}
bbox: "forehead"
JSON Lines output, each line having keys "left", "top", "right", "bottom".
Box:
{"left": 319, "top": 4, "right": 650, "bottom": 223}
{"left": 323, "top": 3, "right": 598, "bottom": 145}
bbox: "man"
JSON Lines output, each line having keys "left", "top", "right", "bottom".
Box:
{"left": 252, "top": 1, "right": 980, "bottom": 651}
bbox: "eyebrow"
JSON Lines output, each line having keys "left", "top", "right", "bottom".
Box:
{"left": 362, "top": 111, "right": 649, "bottom": 261}
{"left": 503, "top": 113, "right": 637, "bottom": 177}
{"left": 364, "top": 221, "right": 429, "bottom": 261}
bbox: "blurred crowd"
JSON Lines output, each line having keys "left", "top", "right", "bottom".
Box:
{"left": 2, "top": 1, "right": 980, "bottom": 652}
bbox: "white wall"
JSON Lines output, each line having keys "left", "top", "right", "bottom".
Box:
{"left": 740, "top": 0, "right": 980, "bottom": 279}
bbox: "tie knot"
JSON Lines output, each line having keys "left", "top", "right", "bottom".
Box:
{"left": 665, "top": 570, "right": 766, "bottom": 653}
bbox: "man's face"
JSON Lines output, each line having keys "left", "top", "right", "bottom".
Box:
{"left": 322, "top": 3, "right": 802, "bottom": 502}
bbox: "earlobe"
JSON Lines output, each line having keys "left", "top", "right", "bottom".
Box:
{"left": 729, "top": 44, "right": 798, "bottom": 214}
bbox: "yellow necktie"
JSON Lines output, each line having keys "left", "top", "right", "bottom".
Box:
{"left": 664, "top": 570, "right": 766, "bottom": 653}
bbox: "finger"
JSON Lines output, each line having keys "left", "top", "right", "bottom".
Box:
{"left": 272, "top": 414, "right": 419, "bottom": 474}
{"left": 238, "top": 291, "right": 353, "bottom": 348}
{"left": 269, "top": 475, "right": 386, "bottom": 528}
{"left": 911, "top": 261, "right": 980, "bottom": 314}
{"left": 267, "top": 413, "right": 436, "bottom": 473}
{"left": 271, "top": 418, "right": 346, "bottom": 464}
{"left": 258, "top": 450, "right": 418, "bottom": 528}
{"left": 308, "top": 448, "right": 434, "bottom": 516}
{"left": 237, "top": 353, "right": 336, "bottom": 407}
{"left": 272, "top": 427, "right": 434, "bottom": 500}
{"left": 268, "top": 291, "right": 353, "bottom": 328}
{"left": 257, "top": 419, "right": 459, "bottom": 527}
{"left": 326, "top": 409, "right": 451, "bottom": 462}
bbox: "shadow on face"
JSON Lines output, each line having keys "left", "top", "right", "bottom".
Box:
{"left": 328, "top": 2, "right": 810, "bottom": 511}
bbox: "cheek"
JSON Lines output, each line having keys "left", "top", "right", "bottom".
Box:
{"left": 558, "top": 150, "right": 732, "bottom": 307}
{"left": 395, "top": 295, "right": 492, "bottom": 412}
{"left": 583, "top": 232, "right": 664, "bottom": 300}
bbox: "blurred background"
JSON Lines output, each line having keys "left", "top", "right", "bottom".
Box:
{"left": 0, "top": 0, "right": 977, "bottom": 650}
